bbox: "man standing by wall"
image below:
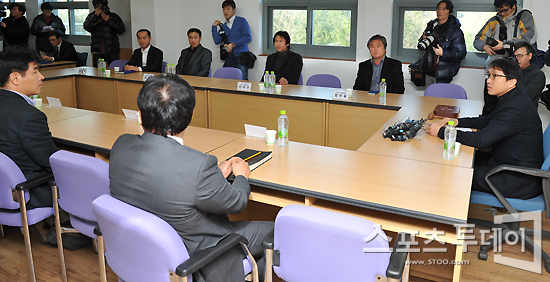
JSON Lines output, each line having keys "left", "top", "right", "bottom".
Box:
{"left": 84, "top": 0, "right": 125, "bottom": 66}
{"left": 212, "top": 0, "right": 252, "bottom": 80}
{"left": 0, "top": 3, "right": 30, "bottom": 48}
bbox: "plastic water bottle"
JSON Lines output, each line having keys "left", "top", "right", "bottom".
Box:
{"left": 443, "top": 121, "right": 457, "bottom": 160}
{"left": 101, "top": 59, "right": 107, "bottom": 76}
{"left": 264, "top": 71, "right": 269, "bottom": 93}
{"left": 171, "top": 64, "right": 176, "bottom": 74}
{"left": 270, "top": 71, "right": 276, "bottom": 93}
{"left": 278, "top": 110, "right": 289, "bottom": 147}
{"left": 97, "top": 59, "right": 104, "bottom": 76}
{"left": 379, "top": 78, "right": 387, "bottom": 104}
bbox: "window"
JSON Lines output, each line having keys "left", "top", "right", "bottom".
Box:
{"left": 45, "top": 0, "right": 90, "bottom": 44}
{"left": 392, "top": 0, "right": 524, "bottom": 68}
{"left": 263, "top": 0, "right": 357, "bottom": 60}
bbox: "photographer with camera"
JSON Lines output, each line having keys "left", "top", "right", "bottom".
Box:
{"left": 474, "top": 0, "right": 537, "bottom": 68}
{"left": 0, "top": 3, "right": 30, "bottom": 48}
{"left": 211, "top": 0, "right": 252, "bottom": 80}
{"left": 83, "top": 0, "right": 125, "bottom": 67}
{"left": 418, "top": 0, "right": 466, "bottom": 85}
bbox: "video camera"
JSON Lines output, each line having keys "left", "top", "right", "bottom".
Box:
{"left": 418, "top": 22, "right": 439, "bottom": 51}
{"left": 217, "top": 24, "right": 230, "bottom": 60}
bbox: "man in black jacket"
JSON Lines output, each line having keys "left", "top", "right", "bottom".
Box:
{"left": 426, "top": 59, "right": 543, "bottom": 200}
{"left": 125, "top": 29, "right": 163, "bottom": 73}
{"left": 176, "top": 28, "right": 212, "bottom": 77}
{"left": 30, "top": 2, "right": 66, "bottom": 56}
{"left": 353, "top": 34, "right": 405, "bottom": 94}
{"left": 0, "top": 3, "right": 30, "bottom": 48}
{"left": 83, "top": 0, "right": 125, "bottom": 66}
{"left": 41, "top": 30, "right": 77, "bottom": 62}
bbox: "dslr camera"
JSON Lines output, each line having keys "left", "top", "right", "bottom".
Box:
{"left": 0, "top": 4, "right": 8, "bottom": 18}
{"left": 217, "top": 24, "right": 230, "bottom": 60}
{"left": 100, "top": 5, "right": 110, "bottom": 15}
{"left": 486, "top": 37, "right": 514, "bottom": 56}
{"left": 418, "top": 22, "right": 439, "bottom": 51}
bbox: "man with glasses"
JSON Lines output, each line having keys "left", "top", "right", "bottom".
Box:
{"left": 426, "top": 59, "right": 543, "bottom": 200}
{"left": 474, "top": 0, "right": 537, "bottom": 67}
{"left": 41, "top": 30, "right": 77, "bottom": 62}
{"left": 513, "top": 41, "right": 546, "bottom": 107}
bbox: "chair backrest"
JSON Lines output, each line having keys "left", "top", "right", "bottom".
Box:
{"left": 213, "top": 67, "right": 242, "bottom": 80}
{"left": 92, "top": 194, "right": 190, "bottom": 282}
{"left": 297, "top": 73, "right": 303, "bottom": 85}
{"left": 273, "top": 205, "right": 390, "bottom": 281}
{"left": 306, "top": 74, "right": 341, "bottom": 88}
{"left": 0, "top": 152, "right": 30, "bottom": 210}
{"left": 161, "top": 61, "right": 168, "bottom": 73}
{"left": 543, "top": 123, "right": 550, "bottom": 158}
{"left": 49, "top": 150, "right": 110, "bottom": 222}
{"left": 108, "top": 59, "right": 129, "bottom": 70}
{"left": 208, "top": 68, "right": 211, "bottom": 78}
{"left": 424, "top": 83, "right": 467, "bottom": 99}
{"left": 76, "top": 52, "right": 88, "bottom": 67}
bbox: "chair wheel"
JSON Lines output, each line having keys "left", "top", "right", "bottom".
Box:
{"left": 478, "top": 251, "right": 488, "bottom": 261}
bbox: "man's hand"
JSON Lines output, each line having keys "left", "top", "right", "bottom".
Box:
{"left": 279, "top": 77, "right": 288, "bottom": 85}
{"left": 42, "top": 55, "right": 53, "bottom": 62}
{"left": 231, "top": 157, "right": 251, "bottom": 179}
{"left": 0, "top": 22, "right": 6, "bottom": 28}
{"left": 492, "top": 40, "right": 504, "bottom": 50}
{"left": 440, "top": 117, "right": 458, "bottom": 127}
{"left": 124, "top": 65, "right": 139, "bottom": 71}
{"left": 218, "top": 160, "right": 233, "bottom": 178}
{"left": 94, "top": 7, "right": 102, "bottom": 16}
{"left": 425, "top": 123, "right": 442, "bottom": 136}
{"left": 484, "top": 45, "right": 496, "bottom": 56}
{"left": 213, "top": 20, "right": 222, "bottom": 26}
{"left": 433, "top": 44, "right": 443, "bottom": 56}
{"left": 226, "top": 43, "right": 234, "bottom": 53}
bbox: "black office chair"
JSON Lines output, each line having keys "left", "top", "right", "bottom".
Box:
{"left": 76, "top": 52, "right": 88, "bottom": 67}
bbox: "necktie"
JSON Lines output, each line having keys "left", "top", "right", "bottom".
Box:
{"left": 54, "top": 46, "right": 59, "bottom": 59}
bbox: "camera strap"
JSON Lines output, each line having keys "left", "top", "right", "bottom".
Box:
{"left": 513, "top": 10, "right": 529, "bottom": 39}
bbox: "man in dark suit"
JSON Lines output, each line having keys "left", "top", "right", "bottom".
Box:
{"left": 426, "top": 59, "right": 543, "bottom": 200}
{"left": 176, "top": 28, "right": 212, "bottom": 77}
{"left": 41, "top": 30, "right": 78, "bottom": 62}
{"left": 0, "top": 46, "right": 57, "bottom": 209}
{"left": 109, "top": 75, "right": 273, "bottom": 282}
{"left": 353, "top": 34, "right": 405, "bottom": 94}
{"left": 124, "top": 29, "right": 163, "bottom": 73}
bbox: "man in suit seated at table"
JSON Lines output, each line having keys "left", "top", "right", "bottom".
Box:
{"left": 353, "top": 34, "right": 405, "bottom": 94}
{"left": 109, "top": 75, "right": 273, "bottom": 282}
{"left": 124, "top": 29, "right": 163, "bottom": 73}
{"left": 0, "top": 46, "right": 58, "bottom": 210}
{"left": 426, "top": 59, "right": 543, "bottom": 200}
{"left": 176, "top": 28, "right": 212, "bottom": 77}
{"left": 41, "top": 30, "right": 78, "bottom": 62}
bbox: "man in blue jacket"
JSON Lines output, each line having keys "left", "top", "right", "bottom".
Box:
{"left": 212, "top": 0, "right": 252, "bottom": 80}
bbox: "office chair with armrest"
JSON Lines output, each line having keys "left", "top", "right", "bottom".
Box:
{"left": 297, "top": 73, "right": 303, "bottom": 85}
{"left": 424, "top": 83, "right": 468, "bottom": 99}
{"left": 262, "top": 205, "right": 411, "bottom": 282}
{"left": 108, "top": 60, "right": 129, "bottom": 70}
{"left": 162, "top": 61, "right": 168, "bottom": 73}
{"left": 213, "top": 67, "right": 242, "bottom": 80}
{"left": 306, "top": 74, "right": 341, "bottom": 88}
{"left": 468, "top": 158, "right": 550, "bottom": 272}
{"left": 0, "top": 152, "right": 54, "bottom": 282}
{"left": 91, "top": 194, "right": 259, "bottom": 282}
{"left": 76, "top": 52, "right": 88, "bottom": 67}
{"left": 49, "top": 150, "right": 110, "bottom": 282}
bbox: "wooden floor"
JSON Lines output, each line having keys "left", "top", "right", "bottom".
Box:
{"left": 0, "top": 204, "right": 549, "bottom": 282}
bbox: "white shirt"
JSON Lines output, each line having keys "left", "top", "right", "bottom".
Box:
{"left": 167, "top": 135, "right": 184, "bottom": 145}
{"left": 226, "top": 14, "right": 236, "bottom": 29}
{"left": 140, "top": 45, "right": 151, "bottom": 72}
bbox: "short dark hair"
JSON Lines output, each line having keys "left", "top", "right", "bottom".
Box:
{"left": 488, "top": 58, "right": 522, "bottom": 84}
{"left": 10, "top": 3, "right": 26, "bottom": 15}
{"left": 136, "top": 29, "right": 151, "bottom": 38}
{"left": 187, "top": 28, "right": 202, "bottom": 38}
{"left": 0, "top": 46, "right": 41, "bottom": 87}
{"left": 367, "top": 34, "right": 387, "bottom": 49}
{"left": 437, "top": 0, "right": 454, "bottom": 14}
{"left": 514, "top": 41, "right": 534, "bottom": 54}
{"left": 222, "top": 0, "right": 236, "bottom": 9}
{"left": 137, "top": 75, "right": 196, "bottom": 137}
{"left": 92, "top": 0, "right": 108, "bottom": 8}
{"left": 273, "top": 31, "right": 291, "bottom": 48}
{"left": 494, "top": 0, "right": 516, "bottom": 8}
{"left": 48, "top": 30, "right": 64, "bottom": 39}
{"left": 41, "top": 2, "right": 53, "bottom": 11}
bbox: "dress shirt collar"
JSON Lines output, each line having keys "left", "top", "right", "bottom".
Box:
{"left": 4, "top": 89, "right": 36, "bottom": 106}
{"left": 226, "top": 14, "right": 236, "bottom": 29}
{"left": 371, "top": 56, "right": 385, "bottom": 66}
{"left": 167, "top": 135, "right": 184, "bottom": 145}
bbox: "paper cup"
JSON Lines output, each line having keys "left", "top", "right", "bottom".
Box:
{"left": 275, "top": 85, "right": 282, "bottom": 93}
{"left": 265, "top": 130, "right": 276, "bottom": 145}
{"left": 259, "top": 83, "right": 265, "bottom": 92}
{"left": 105, "top": 70, "right": 111, "bottom": 76}
{"left": 114, "top": 67, "right": 120, "bottom": 72}
{"left": 34, "top": 98, "right": 42, "bottom": 109}
{"left": 455, "top": 142, "right": 461, "bottom": 156}
{"left": 136, "top": 111, "right": 142, "bottom": 124}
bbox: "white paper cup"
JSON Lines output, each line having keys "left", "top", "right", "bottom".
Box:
{"left": 259, "top": 83, "right": 265, "bottom": 92}
{"left": 34, "top": 98, "right": 42, "bottom": 109}
{"left": 114, "top": 67, "right": 120, "bottom": 72}
{"left": 455, "top": 142, "right": 461, "bottom": 156}
{"left": 105, "top": 70, "right": 111, "bottom": 76}
{"left": 265, "top": 130, "right": 276, "bottom": 145}
{"left": 136, "top": 111, "right": 142, "bottom": 124}
{"left": 275, "top": 85, "right": 282, "bottom": 93}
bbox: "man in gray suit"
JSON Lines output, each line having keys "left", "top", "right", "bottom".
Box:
{"left": 109, "top": 75, "right": 272, "bottom": 282}
{"left": 176, "top": 28, "right": 212, "bottom": 77}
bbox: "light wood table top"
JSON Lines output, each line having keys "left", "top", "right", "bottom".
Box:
{"left": 40, "top": 105, "right": 96, "bottom": 123}
{"left": 208, "top": 136, "right": 473, "bottom": 227}
{"left": 47, "top": 111, "right": 244, "bottom": 154}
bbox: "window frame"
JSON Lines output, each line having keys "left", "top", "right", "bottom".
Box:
{"left": 262, "top": 0, "right": 358, "bottom": 60}
{"left": 391, "top": 0, "right": 524, "bottom": 68}
{"left": 45, "top": 0, "right": 90, "bottom": 45}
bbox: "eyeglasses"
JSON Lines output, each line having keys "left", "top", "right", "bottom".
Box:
{"left": 514, "top": 53, "right": 529, "bottom": 60}
{"left": 497, "top": 7, "right": 510, "bottom": 14}
{"left": 485, "top": 73, "right": 507, "bottom": 80}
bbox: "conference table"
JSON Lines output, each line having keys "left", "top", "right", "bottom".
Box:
{"left": 40, "top": 68, "right": 485, "bottom": 281}
{"left": 38, "top": 61, "right": 78, "bottom": 72}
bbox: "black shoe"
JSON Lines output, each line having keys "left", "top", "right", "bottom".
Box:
{"left": 29, "top": 225, "right": 49, "bottom": 245}
{"left": 45, "top": 228, "right": 92, "bottom": 251}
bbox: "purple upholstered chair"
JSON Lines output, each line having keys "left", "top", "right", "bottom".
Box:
{"left": 0, "top": 152, "right": 54, "bottom": 282}
{"left": 424, "top": 83, "right": 468, "bottom": 99}
{"left": 49, "top": 150, "right": 110, "bottom": 282}
{"left": 297, "top": 73, "right": 303, "bottom": 85}
{"left": 108, "top": 59, "right": 129, "bottom": 70}
{"left": 306, "top": 74, "right": 341, "bottom": 88}
{"left": 262, "top": 205, "right": 411, "bottom": 282}
{"left": 213, "top": 67, "right": 243, "bottom": 80}
{"left": 161, "top": 61, "right": 168, "bottom": 74}
{"left": 92, "top": 194, "right": 259, "bottom": 282}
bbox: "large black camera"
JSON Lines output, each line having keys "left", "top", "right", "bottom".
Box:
{"left": 100, "top": 5, "right": 110, "bottom": 15}
{"left": 418, "top": 22, "right": 439, "bottom": 51}
{"left": 217, "top": 24, "right": 230, "bottom": 60}
{"left": 486, "top": 37, "right": 514, "bottom": 56}
{"left": 0, "top": 4, "right": 8, "bottom": 18}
